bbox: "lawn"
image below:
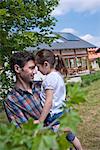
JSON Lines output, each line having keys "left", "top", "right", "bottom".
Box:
{"left": 77, "top": 79, "right": 100, "bottom": 150}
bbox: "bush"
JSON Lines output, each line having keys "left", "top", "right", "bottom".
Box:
{"left": 81, "top": 71, "right": 100, "bottom": 87}
{"left": 0, "top": 110, "right": 81, "bottom": 150}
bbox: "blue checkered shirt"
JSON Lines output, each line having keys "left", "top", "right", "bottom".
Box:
{"left": 4, "top": 82, "right": 43, "bottom": 127}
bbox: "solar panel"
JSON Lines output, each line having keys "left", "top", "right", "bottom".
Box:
{"left": 53, "top": 39, "right": 64, "bottom": 43}
{"left": 59, "top": 33, "right": 80, "bottom": 41}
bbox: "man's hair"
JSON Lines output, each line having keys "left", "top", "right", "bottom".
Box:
{"left": 10, "top": 51, "right": 35, "bottom": 72}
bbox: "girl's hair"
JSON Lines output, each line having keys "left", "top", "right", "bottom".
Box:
{"left": 35, "top": 49, "right": 67, "bottom": 75}
{"left": 55, "top": 55, "right": 67, "bottom": 75}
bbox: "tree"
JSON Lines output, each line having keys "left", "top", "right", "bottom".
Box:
{"left": 0, "top": 0, "right": 59, "bottom": 63}
{"left": 0, "top": 0, "right": 59, "bottom": 105}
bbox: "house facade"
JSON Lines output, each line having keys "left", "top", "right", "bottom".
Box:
{"left": 28, "top": 32, "right": 96, "bottom": 75}
{"left": 88, "top": 48, "right": 100, "bottom": 70}
{"left": 52, "top": 48, "right": 89, "bottom": 75}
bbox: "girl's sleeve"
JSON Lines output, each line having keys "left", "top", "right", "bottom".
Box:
{"left": 43, "top": 74, "right": 57, "bottom": 90}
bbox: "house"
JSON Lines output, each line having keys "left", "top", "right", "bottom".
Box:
{"left": 96, "top": 48, "right": 100, "bottom": 53}
{"left": 96, "top": 48, "right": 100, "bottom": 68}
{"left": 27, "top": 32, "right": 96, "bottom": 75}
{"left": 88, "top": 48, "right": 100, "bottom": 70}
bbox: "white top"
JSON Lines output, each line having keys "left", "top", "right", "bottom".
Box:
{"left": 34, "top": 66, "right": 46, "bottom": 81}
{"left": 40, "top": 71, "right": 66, "bottom": 116}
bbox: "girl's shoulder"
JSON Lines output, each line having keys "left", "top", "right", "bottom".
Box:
{"left": 43, "top": 71, "right": 58, "bottom": 86}
{"left": 48, "top": 71, "right": 60, "bottom": 77}
{"left": 46, "top": 71, "right": 59, "bottom": 80}
{"left": 45, "top": 71, "right": 63, "bottom": 84}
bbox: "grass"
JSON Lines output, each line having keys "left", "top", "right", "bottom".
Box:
{"left": 0, "top": 111, "right": 8, "bottom": 124}
{"left": 77, "top": 79, "right": 100, "bottom": 150}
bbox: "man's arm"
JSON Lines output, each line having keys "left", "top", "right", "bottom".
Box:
{"left": 3, "top": 100, "right": 19, "bottom": 127}
{"left": 3, "top": 99, "right": 28, "bottom": 127}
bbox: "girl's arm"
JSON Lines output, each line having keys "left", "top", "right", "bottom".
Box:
{"left": 38, "top": 89, "right": 53, "bottom": 122}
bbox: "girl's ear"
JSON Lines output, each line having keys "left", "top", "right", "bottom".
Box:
{"left": 44, "top": 61, "right": 49, "bottom": 67}
{"left": 14, "top": 64, "right": 22, "bottom": 73}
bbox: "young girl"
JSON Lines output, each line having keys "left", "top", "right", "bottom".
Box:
{"left": 34, "top": 49, "right": 83, "bottom": 150}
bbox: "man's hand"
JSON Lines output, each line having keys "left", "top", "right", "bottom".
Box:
{"left": 34, "top": 120, "right": 40, "bottom": 124}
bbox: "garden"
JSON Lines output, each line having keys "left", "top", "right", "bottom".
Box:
{"left": 0, "top": 71, "right": 100, "bottom": 150}
{"left": 0, "top": 1, "right": 100, "bottom": 149}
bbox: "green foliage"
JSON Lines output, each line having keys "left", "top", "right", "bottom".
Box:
{"left": 81, "top": 71, "right": 100, "bottom": 87}
{"left": 0, "top": 108, "right": 82, "bottom": 150}
{"left": 60, "top": 110, "right": 81, "bottom": 132}
{"left": 63, "top": 82, "right": 86, "bottom": 132}
{"left": 0, "top": 119, "right": 71, "bottom": 150}
{"left": 66, "top": 83, "right": 86, "bottom": 106}
{"left": 0, "top": 57, "right": 15, "bottom": 101}
{"left": 0, "top": 0, "right": 59, "bottom": 63}
{"left": 0, "top": 57, "right": 15, "bottom": 111}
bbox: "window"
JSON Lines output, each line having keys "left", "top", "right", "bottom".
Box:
{"left": 81, "top": 57, "right": 87, "bottom": 67}
{"left": 69, "top": 58, "right": 75, "bottom": 68}
{"left": 76, "top": 58, "right": 82, "bottom": 67}
{"left": 65, "top": 58, "right": 68, "bottom": 67}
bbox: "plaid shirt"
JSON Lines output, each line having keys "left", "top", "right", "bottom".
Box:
{"left": 4, "top": 82, "right": 43, "bottom": 127}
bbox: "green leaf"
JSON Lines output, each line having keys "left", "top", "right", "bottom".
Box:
{"left": 60, "top": 110, "right": 81, "bottom": 132}
{"left": 0, "top": 9, "right": 7, "bottom": 15}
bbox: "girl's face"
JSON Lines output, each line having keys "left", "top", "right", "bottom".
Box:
{"left": 36, "top": 61, "right": 51, "bottom": 75}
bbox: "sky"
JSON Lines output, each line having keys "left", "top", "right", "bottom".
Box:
{"left": 52, "top": 0, "right": 100, "bottom": 47}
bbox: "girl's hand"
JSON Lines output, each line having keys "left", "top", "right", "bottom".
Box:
{"left": 34, "top": 120, "right": 40, "bottom": 124}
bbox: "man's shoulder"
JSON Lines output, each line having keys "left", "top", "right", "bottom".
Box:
{"left": 7, "top": 88, "right": 16, "bottom": 94}
{"left": 6, "top": 88, "right": 17, "bottom": 100}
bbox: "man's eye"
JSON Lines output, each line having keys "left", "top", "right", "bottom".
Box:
{"left": 29, "top": 67, "right": 35, "bottom": 70}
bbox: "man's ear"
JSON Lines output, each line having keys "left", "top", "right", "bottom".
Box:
{"left": 14, "top": 64, "right": 22, "bottom": 73}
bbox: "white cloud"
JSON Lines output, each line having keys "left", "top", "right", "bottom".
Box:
{"left": 60, "top": 28, "right": 78, "bottom": 34}
{"left": 80, "top": 34, "right": 100, "bottom": 47}
{"left": 52, "top": 0, "right": 100, "bottom": 16}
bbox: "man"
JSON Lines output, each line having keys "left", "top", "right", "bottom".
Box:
{"left": 4, "top": 51, "right": 43, "bottom": 127}
{"left": 4, "top": 51, "right": 83, "bottom": 150}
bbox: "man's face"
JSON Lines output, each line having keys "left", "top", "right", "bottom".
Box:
{"left": 20, "top": 60, "right": 37, "bottom": 83}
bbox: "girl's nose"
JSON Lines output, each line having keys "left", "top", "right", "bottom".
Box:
{"left": 33, "top": 66, "right": 38, "bottom": 74}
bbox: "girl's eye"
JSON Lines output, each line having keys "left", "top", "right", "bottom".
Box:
{"left": 29, "top": 66, "right": 35, "bottom": 70}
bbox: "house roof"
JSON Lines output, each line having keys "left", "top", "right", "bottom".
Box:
{"left": 27, "top": 32, "right": 96, "bottom": 51}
